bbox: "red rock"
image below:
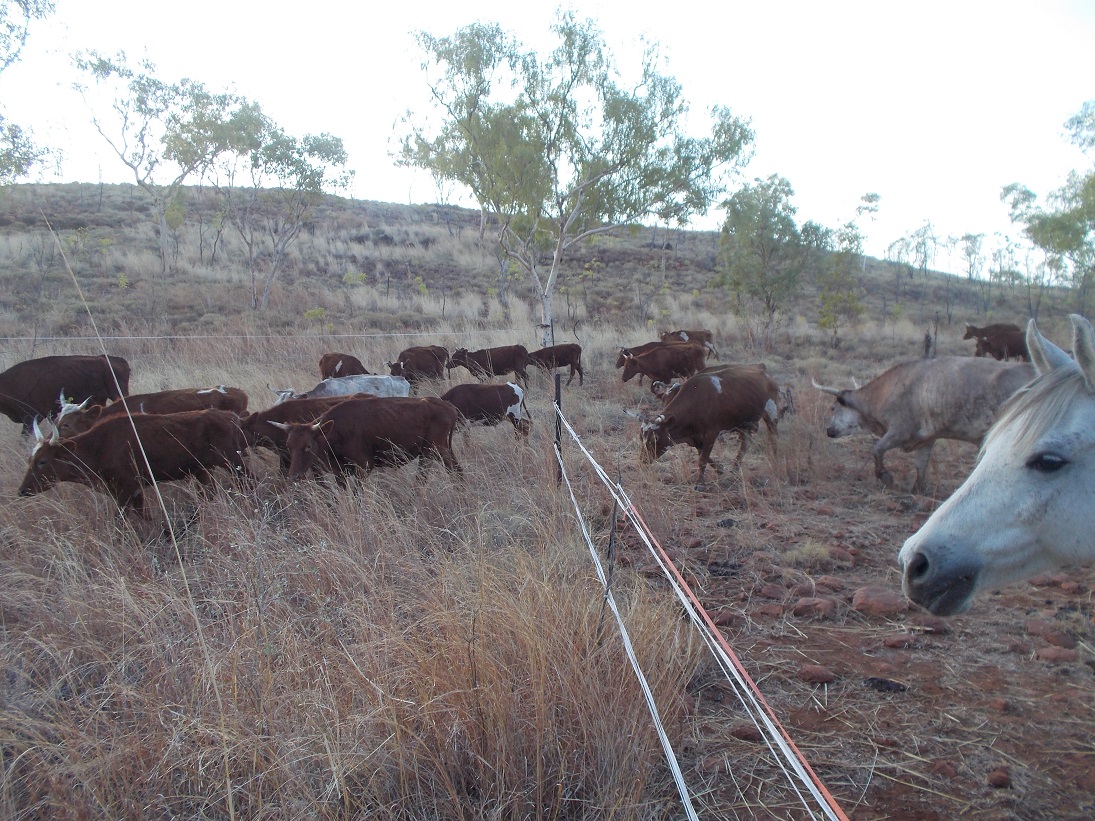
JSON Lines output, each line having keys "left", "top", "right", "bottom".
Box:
{"left": 751, "top": 604, "right": 784, "bottom": 618}
{"left": 792, "top": 597, "right": 837, "bottom": 619}
{"left": 687, "top": 538, "right": 704, "bottom": 549}
{"left": 694, "top": 506, "right": 709, "bottom": 517}
{"left": 1060, "top": 581, "right": 1086, "bottom": 594}
{"left": 730, "top": 724, "right": 763, "bottom": 742}
{"left": 816, "top": 575, "right": 845, "bottom": 591}
{"left": 988, "top": 698, "right": 1012, "bottom": 713}
{"left": 987, "top": 766, "right": 1011, "bottom": 788}
{"left": 798, "top": 664, "right": 836, "bottom": 684}
{"left": 909, "top": 613, "right": 951, "bottom": 634}
{"left": 883, "top": 633, "right": 919, "bottom": 649}
{"left": 1035, "top": 646, "right": 1078, "bottom": 663}
{"left": 816, "top": 506, "right": 834, "bottom": 516}
{"left": 1027, "top": 574, "right": 1058, "bottom": 588}
{"left": 1026, "top": 619, "right": 1053, "bottom": 637}
{"left": 711, "top": 610, "right": 738, "bottom": 627}
{"left": 852, "top": 586, "right": 908, "bottom": 618}
{"left": 828, "top": 547, "right": 854, "bottom": 565}
{"left": 1044, "top": 629, "right": 1077, "bottom": 649}
{"left": 931, "top": 759, "right": 958, "bottom": 779}
{"left": 758, "top": 584, "right": 786, "bottom": 600}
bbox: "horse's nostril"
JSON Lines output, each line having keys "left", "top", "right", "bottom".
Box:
{"left": 906, "top": 551, "right": 930, "bottom": 583}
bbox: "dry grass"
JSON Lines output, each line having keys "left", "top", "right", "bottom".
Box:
{"left": 0, "top": 183, "right": 1092, "bottom": 819}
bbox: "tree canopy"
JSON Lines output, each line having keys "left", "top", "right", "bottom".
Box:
{"left": 398, "top": 12, "right": 754, "bottom": 343}
{"left": 0, "top": 0, "right": 53, "bottom": 183}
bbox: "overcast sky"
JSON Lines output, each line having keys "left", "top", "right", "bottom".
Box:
{"left": 3, "top": 0, "right": 1093, "bottom": 268}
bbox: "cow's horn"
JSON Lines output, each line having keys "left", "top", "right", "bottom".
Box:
{"left": 267, "top": 421, "right": 290, "bottom": 431}
{"left": 32, "top": 418, "right": 45, "bottom": 443}
{"left": 811, "top": 378, "right": 842, "bottom": 396}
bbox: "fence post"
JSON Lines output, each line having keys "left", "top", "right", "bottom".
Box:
{"left": 555, "top": 372, "right": 562, "bottom": 486}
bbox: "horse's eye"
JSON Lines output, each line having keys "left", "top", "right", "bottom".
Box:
{"left": 1026, "top": 453, "right": 1068, "bottom": 473}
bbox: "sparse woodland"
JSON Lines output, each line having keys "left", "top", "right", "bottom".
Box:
{"left": 0, "top": 182, "right": 1092, "bottom": 819}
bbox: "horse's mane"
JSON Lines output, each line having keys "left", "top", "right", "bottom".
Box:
{"left": 982, "top": 364, "right": 1090, "bottom": 457}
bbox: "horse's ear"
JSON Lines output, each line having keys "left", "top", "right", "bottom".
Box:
{"left": 1069, "top": 314, "right": 1095, "bottom": 390}
{"left": 1026, "top": 318, "right": 1072, "bottom": 374}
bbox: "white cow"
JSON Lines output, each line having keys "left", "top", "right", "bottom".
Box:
{"left": 271, "top": 374, "right": 411, "bottom": 404}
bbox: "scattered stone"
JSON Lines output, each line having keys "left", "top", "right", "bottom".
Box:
{"left": 883, "top": 633, "right": 919, "bottom": 649}
{"left": 729, "top": 724, "right": 763, "bottom": 742}
{"left": 758, "top": 584, "right": 786, "bottom": 600}
{"left": 863, "top": 676, "right": 908, "bottom": 693}
{"left": 816, "top": 506, "right": 834, "bottom": 516}
{"left": 1035, "top": 646, "right": 1078, "bottom": 664}
{"left": 1027, "top": 619, "right": 1077, "bottom": 649}
{"left": 852, "top": 586, "right": 908, "bottom": 618}
{"left": 792, "top": 597, "right": 837, "bottom": 619}
{"left": 711, "top": 610, "right": 738, "bottom": 627}
{"left": 909, "top": 613, "right": 952, "bottom": 634}
{"left": 931, "top": 759, "right": 958, "bottom": 779}
{"left": 694, "top": 506, "right": 709, "bottom": 517}
{"left": 750, "top": 604, "right": 784, "bottom": 618}
{"left": 798, "top": 664, "right": 836, "bottom": 684}
{"left": 1060, "top": 581, "right": 1086, "bottom": 595}
{"left": 816, "top": 575, "right": 845, "bottom": 591}
{"left": 987, "top": 765, "right": 1012, "bottom": 789}
{"left": 1027, "top": 574, "right": 1059, "bottom": 588}
{"left": 687, "top": 538, "right": 704, "bottom": 549}
{"left": 716, "top": 517, "right": 735, "bottom": 528}
{"left": 828, "top": 547, "right": 855, "bottom": 565}
{"left": 988, "top": 698, "right": 1012, "bottom": 713}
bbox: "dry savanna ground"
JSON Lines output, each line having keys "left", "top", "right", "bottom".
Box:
{"left": 0, "top": 185, "right": 1092, "bottom": 819}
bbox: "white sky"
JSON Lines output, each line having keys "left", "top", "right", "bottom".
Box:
{"left": 3, "top": 0, "right": 1093, "bottom": 268}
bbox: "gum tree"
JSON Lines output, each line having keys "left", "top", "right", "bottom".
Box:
{"left": 0, "top": 0, "right": 54, "bottom": 182}
{"left": 73, "top": 50, "right": 264, "bottom": 273}
{"left": 399, "top": 13, "right": 753, "bottom": 344}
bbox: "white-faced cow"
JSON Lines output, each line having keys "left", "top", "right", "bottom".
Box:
{"left": 319, "top": 352, "right": 371, "bottom": 379}
{"left": 638, "top": 365, "right": 782, "bottom": 485}
{"left": 528, "top": 343, "right": 584, "bottom": 386}
{"left": 239, "top": 395, "right": 362, "bottom": 472}
{"left": 446, "top": 346, "right": 530, "bottom": 388}
{"left": 0, "top": 354, "right": 131, "bottom": 432}
{"left": 274, "top": 396, "right": 461, "bottom": 482}
{"left": 441, "top": 382, "right": 532, "bottom": 437}
{"left": 271, "top": 374, "right": 411, "bottom": 404}
{"left": 659, "top": 328, "right": 719, "bottom": 360}
{"left": 620, "top": 343, "right": 706, "bottom": 389}
{"left": 814, "top": 356, "right": 1036, "bottom": 493}
{"left": 386, "top": 345, "right": 448, "bottom": 386}
{"left": 55, "top": 386, "right": 249, "bottom": 437}
{"left": 18, "top": 409, "right": 249, "bottom": 516}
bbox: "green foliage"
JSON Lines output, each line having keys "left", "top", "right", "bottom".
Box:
{"left": 0, "top": 0, "right": 53, "bottom": 182}
{"left": 715, "top": 174, "right": 804, "bottom": 338}
{"left": 817, "top": 222, "right": 865, "bottom": 344}
{"left": 398, "top": 11, "right": 753, "bottom": 342}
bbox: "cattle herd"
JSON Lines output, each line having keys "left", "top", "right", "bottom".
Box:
{"left": 0, "top": 322, "right": 1038, "bottom": 519}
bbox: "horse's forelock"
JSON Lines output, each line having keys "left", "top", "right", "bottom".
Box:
{"left": 982, "top": 366, "right": 1090, "bottom": 458}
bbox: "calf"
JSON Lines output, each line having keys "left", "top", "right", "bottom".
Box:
{"left": 638, "top": 365, "right": 781, "bottom": 484}
{"left": 239, "top": 395, "right": 360, "bottom": 471}
{"left": 964, "top": 323, "right": 1027, "bottom": 361}
{"left": 18, "top": 410, "right": 249, "bottom": 516}
{"left": 528, "top": 343, "right": 584, "bottom": 386}
{"left": 319, "top": 352, "right": 371, "bottom": 379}
{"left": 55, "top": 386, "right": 249, "bottom": 437}
{"left": 614, "top": 340, "right": 693, "bottom": 386}
{"left": 275, "top": 396, "right": 461, "bottom": 482}
{"left": 441, "top": 382, "right": 532, "bottom": 437}
{"left": 446, "top": 345, "right": 529, "bottom": 388}
{"left": 620, "top": 343, "right": 706, "bottom": 388}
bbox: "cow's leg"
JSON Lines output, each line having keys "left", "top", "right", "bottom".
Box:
{"left": 870, "top": 431, "right": 904, "bottom": 489}
{"left": 911, "top": 444, "right": 935, "bottom": 495}
{"left": 731, "top": 431, "right": 750, "bottom": 469}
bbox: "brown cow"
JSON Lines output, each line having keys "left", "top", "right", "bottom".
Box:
{"left": 55, "top": 386, "right": 249, "bottom": 437}
{"left": 275, "top": 396, "right": 461, "bottom": 482}
{"left": 319, "top": 352, "right": 371, "bottom": 379}
{"left": 660, "top": 328, "right": 719, "bottom": 360}
{"left": 614, "top": 340, "right": 695, "bottom": 385}
{"left": 637, "top": 365, "right": 781, "bottom": 484}
{"left": 446, "top": 345, "right": 529, "bottom": 388}
{"left": 652, "top": 364, "right": 795, "bottom": 417}
{"left": 441, "top": 382, "right": 532, "bottom": 437}
{"left": 620, "top": 343, "right": 706, "bottom": 388}
{"left": 528, "top": 343, "right": 584, "bottom": 386}
{"left": 964, "top": 323, "right": 1027, "bottom": 361}
{"left": 239, "top": 395, "right": 361, "bottom": 471}
{"left": 386, "top": 345, "right": 448, "bottom": 386}
{"left": 18, "top": 409, "right": 249, "bottom": 516}
{"left": 0, "top": 354, "right": 130, "bottom": 431}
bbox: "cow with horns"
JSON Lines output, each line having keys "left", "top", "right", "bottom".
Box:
{"left": 55, "top": 386, "right": 249, "bottom": 437}
{"left": 18, "top": 409, "right": 250, "bottom": 516}
{"left": 386, "top": 345, "right": 449, "bottom": 387}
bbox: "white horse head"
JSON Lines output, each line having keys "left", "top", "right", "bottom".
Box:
{"left": 899, "top": 314, "right": 1095, "bottom": 616}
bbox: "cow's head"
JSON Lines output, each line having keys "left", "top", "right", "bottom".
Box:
{"left": 620, "top": 352, "right": 641, "bottom": 382}
{"left": 269, "top": 385, "right": 297, "bottom": 405}
{"left": 18, "top": 420, "right": 75, "bottom": 497}
{"left": 962, "top": 325, "right": 978, "bottom": 340}
{"left": 387, "top": 360, "right": 404, "bottom": 377}
{"left": 638, "top": 414, "right": 673, "bottom": 463}
{"left": 282, "top": 419, "right": 336, "bottom": 481}
{"left": 445, "top": 349, "right": 468, "bottom": 370}
{"left": 812, "top": 380, "right": 866, "bottom": 439}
